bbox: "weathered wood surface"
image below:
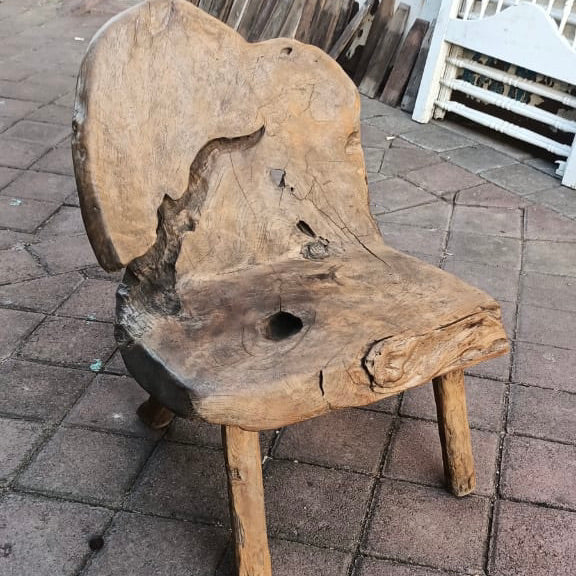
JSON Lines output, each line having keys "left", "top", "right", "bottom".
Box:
{"left": 294, "top": 0, "right": 320, "bottom": 42}
{"left": 380, "top": 18, "right": 429, "bottom": 107}
{"left": 73, "top": 0, "right": 508, "bottom": 430}
{"left": 329, "top": 0, "right": 374, "bottom": 59}
{"left": 359, "top": 3, "right": 411, "bottom": 98}
{"left": 433, "top": 369, "right": 476, "bottom": 497}
{"left": 260, "top": 0, "right": 293, "bottom": 41}
{"left": 223, "top": 425, "right": 272, "bottom": 576}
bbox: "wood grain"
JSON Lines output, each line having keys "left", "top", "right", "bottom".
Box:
{"left": 433, "top": 369, "right": 476, "bottom": 497}
{"left": 236, "top": 0, "right": 265, "bottom": 38}
{"left": 223, "top": 425, "right": 272, "bottom": 576}
{"left": 329, "top": 0, "right": 374, "bottom": 59}
{"left": 380, "top": 18, "right": 429, "bottom": 107}
{"left": 358, "top": 3, "right": 410, "bottom": 98}
{"left": 260, "top": 0, "right": 293, "bottom": 41}
{"left": 294, "top": 0, "right": 320, "bottom": 42}
{"left": 73, "top": 0, "right": 508, "bottom": 430}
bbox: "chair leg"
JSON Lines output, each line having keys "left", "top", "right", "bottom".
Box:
{"left": 432, "top": 369, "right": 476, "bottom": 497}
{"left": 222, "top": 425, "right": 272, "bottom": 576}
{"left": 136, "top": 396, "right": 175, "bottom": 430}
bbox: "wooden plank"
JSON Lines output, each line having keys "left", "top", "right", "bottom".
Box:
{"left": 353, "top": 0, "right": 394, "bottom": 83}
{"left": 197, "top": 0, "right": 212, "bottom": 12}
{"left": 226, "top": 0, "right": 250, "bottom": 29}
{"left": 279, "top": 0, "right": 306, "bottom": 38}
{"left": 331, "top": 0, "right": 353, "bottom": 50}
{"left": 260, "top": 0, "right": 294, "bottom": 41}
{"left": 310, "top": 0, "right": 344, "bottom": 51}
{"left": 223, "top": 426, "right": 272, "bottom": 576}
{"left": 329, "top": 0, "right": 374, "bottom": 60}
{"left": 380, "top": 18, "right": 429, "bottom": 107}
{"left": 247, "top": 0, "right": 278, "bottom": 41}
{"left": 215, "top": 0, "right": 235, "bottom": 21}
{"left": 295, "top": 0, "right": 321, "bottom": 42}
{"left": 401, "top": 21, "right": 434, "bottom": 113}
{"left": 433, "top": 370, "right": 476, "bottom": 497}
{"left": 358, "top": 3, "right": 410, "bottom": 99}
{"left": 236, "top": 0, "right": 265, "bottom": 38}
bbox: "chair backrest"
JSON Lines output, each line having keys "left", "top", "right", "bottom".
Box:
{"left": 73, "top": 0, "right": 380, "bottom": 282}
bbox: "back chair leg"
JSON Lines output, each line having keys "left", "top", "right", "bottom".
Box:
{"left": 136, "top": 396, "right": 175, "bottom": 430}
{"left": 432, "top": 369, "right": 476, "bottom": 497}
{"left": 222, "top": 425, "right": 272, "bottom": 576}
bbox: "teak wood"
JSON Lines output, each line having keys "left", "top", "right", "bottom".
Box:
{"left": 72, "top": 1, "right": 509, "bottom": 574}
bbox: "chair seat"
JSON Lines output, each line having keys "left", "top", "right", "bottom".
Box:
{"left": 117, "top": 245, "right": 507, "bottom": 430}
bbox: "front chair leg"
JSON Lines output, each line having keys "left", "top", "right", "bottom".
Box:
{"left": 136, "top": 396, "right": 175, "bottom": 430}
{"left": 222, "top": 425, "right": 272, "bottom": 576}
{"left": 432, "top": 369, "right": 476, "bottom": 497}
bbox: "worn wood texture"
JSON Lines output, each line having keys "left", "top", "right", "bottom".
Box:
{"left": 294, "top": 0, "right": 320, "bottom": 41}
{"left": 401, "top": 20, "right": 434, "bottom": 113}
{"left": 226, "top": 0, "right": 249, "bottom": 29}
{"left": 278, "top": 0, "right": 305, "bottom": 38}
{"left": 433, "top": 369, "right": 476, "bottom": 497}
{"left": 310, "top": 0, "right": 343, "bottom": 51}
{"left": 73, "top": 0, "right": 508, "bottom": 430}
{"left": 223, "top": 425, "right": 272, "bottom": 576}
{"left": 260, "top": 0, "right": 293, "bottom": 41}
{"left": 236, "top": 0, "right": 264, "bottom": 37}
{"left": 353, "top": 0, "right": 394, "bottom": 84}
{"left": 329, "top": 0, "right": 374, "bottom": 59}
{"left": 380, "top": 18, "right": 429, "bottom": 107}
{"left": 358, "top": 3, "right": 410, "bottom": 98}
{"left": 247, "top": 0, "right": 277, "bottom": 41}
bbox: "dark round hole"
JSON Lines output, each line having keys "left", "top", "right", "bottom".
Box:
{"left": 264, "top": 311, "right": 303, "bottom": 341}
{"left": 88, "top": 536, "right": 105, "bottom": 552}
{"left": 281, "top": 46, "right": 293, "bottom": 55}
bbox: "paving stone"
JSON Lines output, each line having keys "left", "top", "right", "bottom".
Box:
{"left": 217, "top": 537, "right": 352, "bottom": 576}
{"left": 442, "top": 259, "right": 518, "bottom": 304}
{"left": 0, "top": 247, "right": 45, "bottom": 284}
{"left": 361, "top": 123, "right": 393, "bottom": 148}
{"left": 518, "top": 304, "right": 576, "bottom": 350}
{"left": 275, "top": 409, "right": 392, "bottom": 473}
{"left": 0, "top": 417, "right": 45, "bottom": 480}
{"left": 401, "top": 124, "right": 474, "bottom": 152}
{"left": 369, "top": 177, "right": 435, "bottom": 214}
{"left": 0, "top": 195, "right": 59, "bottom": 232}
{"left": 264, "top": 460, "right": 372, "bottom": 550}
{"left": 56, "top": 278, "right": 116, "bottom": 322}
{"left": 509, "top": 384, "right": 576, "bottom": 445}
{"left": 38, "top": 206, "right": 85, "bottom": 237}
{"left": 500, "top": 435, "right": 576, "bottom": 509}
{"left": 17, "top": 427, "right": 154, "bottom": 506}
{"left": 525, "top": 204, "right": 576, "bottom": 242}
{"left": 357, "top": 557, "right": 455, "bottom": 576}
{"left": 384, "top": 419, "right": 499, "bottom": 496}
{"left": 440, "top": 145, "right": 517, "bottom": 173}
{"left": 0, "top": 493, "right": 112, "bottom": 576}
{"left": 456, "top": 182, "right": 531, "bottom": 209}
{"left": 0, "top": 166, "right": 23, "bottom": 189}
{"left": 29, "top": 233, "right": 98, "bottom": 273}
{"left": 451, "top": 205, "right": 522, "bottom": 238}
{"left": 83, "top": 265, "right": 124, "bottom": 282}
{"left": 490, "top": 500, "right": 576, "bottom": 576}
{"left": 30, "top": 143, "right": 74, "bottom": 175}
{"left": 498, "top": 300, "right": 516, "bottom": 337}
{"left": 0, "top": 271, "right": 83, "bottom": 313}
{"left": 365, "top": 479, "right": 490, "bottom": 573}
{"left": 0, "top": 137, "right": 48, "bottom": 168}
{"left": 0, "top": 307, "right": 43, "bottom": 360}
{"left": 360, "top": 96, "right": 396, "bottom": 119}
{"left": 0, "top": 359, "right": 92, "bottom": 420}
{"left": 524, "top": 240, "right": 576, "bottom": 277}
{"left": 513, "top": 341, "right": 576, "bottom": 393}
{"left": 364, "top": 147, "right": 385, "bottom": 173}
{"left": 0, "top": 229, "right": 34, "bottom": 250}
{"left": 2, "top": 120, "right": 69, "bottom": 145}
{"left": 446, "top": 232, "right": 522, "bottom": 269}
{"left": 379, "top": 145, "right": 442, "bottom": 178}
{"left": 528, "top": 185, "right": 576, "bottom": 218}
{"left": 84, "top": 512, "right": 228, "bottom": 576}
{"left": 401, "top": 376, "right": 506, "bottom": 432}
{"left": 0, "top": 80, "right": 70, "bottom": 105}
{"left": 65, "top": 374, "right": 160, "bottom": 439}
{"left": 482, "top": 164, "right": 559, "bottom": 196}
{"left": 376, "top": 202, "right": 452, "bottom": 230}
{"left": 521, "top": 271, "right": 576, "bottom": 312}
{"left": 21, "top": 315, "right": 116, "bottom": 367}
{"left": 0, "top": 170, "right": 76, "bottom": 203}
{"left": 26, "top": 103, "right": 73, "bottom": 125}
{"left": 359, "top": 395, "right": 401, "bottom": 415}
{"left": 0, "top": 97, "right": 42, "bottom": 118}
{"left": 363, "top": 112, "right": 419, "bottom": 136}
{"left": 525, "top": 155, "right": 559, "bottom": 177}
{"left": 405, "top": 162, "right": 483, "bottom": 194}
{"left": 104, "top": 350, "right": 129, "bottom": 375}
{"left": 128, "top": 442, "right": 229, "bottom": 524}
{"left": 377, "top": 222, "right": 445, "bottom": 258}
{"left": 467, "top": 351, "right": 511, "bottom": 381}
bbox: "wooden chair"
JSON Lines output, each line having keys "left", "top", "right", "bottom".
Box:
{"left": 72, "top": 1, "right": 508, "bottom": 574}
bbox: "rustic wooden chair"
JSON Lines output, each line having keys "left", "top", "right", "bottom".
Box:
{"left": 72, "top": 1, "right": 508, "bottom": 574}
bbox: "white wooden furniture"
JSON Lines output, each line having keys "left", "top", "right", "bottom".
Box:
{"left": 413, "top": 0, "right": 576, "bottom": 188}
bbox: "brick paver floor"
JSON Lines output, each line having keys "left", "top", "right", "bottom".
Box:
{"left": 1, "top": 1, "right": 576, "bottom": 575}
